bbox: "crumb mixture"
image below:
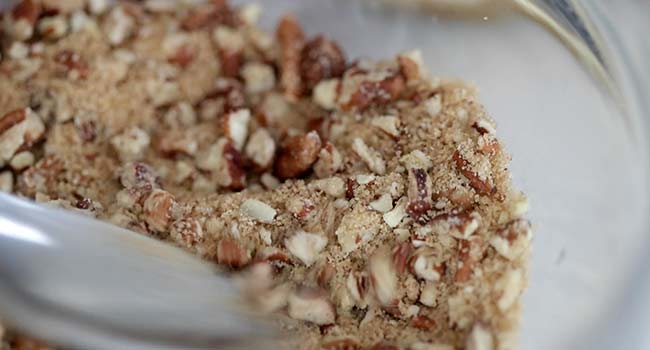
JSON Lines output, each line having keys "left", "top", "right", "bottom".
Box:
{"left": 0, "top": 1, "right": 531, "bottom": 350}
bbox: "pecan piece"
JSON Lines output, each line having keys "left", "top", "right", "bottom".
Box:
{"left": 301, "top": 35, "right": 346, "bottom": 91}
{"left": 411, "top": 315, "right": 437, "bottom": 330}
{"left": 7, "top": 0, "right": 41, "bottom": 41}
{"left": 344, "top": 73, "right": 405, "bottom": 111}
{"left": 288, "top": 286, "right": 336, "bottom": 325}
{"left": 217, "top": 238, "right": 250, "bottom": 268}
{"left": 143, "top": 189, "right": 175, "bottom": 232}
{"left": 392, "top": 242, "right": 413, "bottom": 275}
{"left": 276, "top": 14, "right": 305, "bottom": 99}
{"left": 452, "top": 150, "right": 493, "bottom": 196}
{"left": 406, "top": 168, "right": 433, "bottom": 223}
{"left": 274, "top": 131, "right": 322, "bottom": 179}
{"left": 181, "top": 0, "right": 238, "bottom": 31}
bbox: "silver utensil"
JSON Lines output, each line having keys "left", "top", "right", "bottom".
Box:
{"left": 0, "top": 193, "right": 275, "bottom": 350}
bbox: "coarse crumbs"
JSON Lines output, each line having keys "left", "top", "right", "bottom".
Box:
{"left": 0, "top": 1, "right": 531, "bottom": 350}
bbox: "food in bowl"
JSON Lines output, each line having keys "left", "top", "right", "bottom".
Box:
{"left": 0, "top": 1, "right": 531, "bottom": 349}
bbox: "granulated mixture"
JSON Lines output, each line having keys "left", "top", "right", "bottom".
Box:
{"left": 0, "top": 1, "right": 531, "bottom": 349}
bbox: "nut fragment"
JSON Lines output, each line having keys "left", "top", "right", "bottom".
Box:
{"left": 170, "top": 217, "right": 203, "bottom": 248}
{"left": 196, "top": 138, "right": 246, "bottom": 190}
{"left": 424, "top": 94, "right": 442, "bottom": 117}
{"left": 223, "top": 109, "right": 250, "bottom": 151}
{"left": 37, "top": 15, "right": 68, "bottom": 40}
{"left": 369, "top": 246, "right": 398, "bottom": 309}
{"left": 241, "top": 62, "right": 276, "bottom": 94}
{"left": 352, "top": 138, "right": 385, "bottom": 175}
{"left": 156, "top": 130, "right": 198, "bottom": 157}
{"left": 5, "top": 0, "right": 41, "bottom": 41}
{"left": 495, "top": 268, "right": 524, "bottom": 312}
{"left": 406, "top": 168, "right": 433, "bottom": 223}
{"left": 214, "top": 26, "right": 245, "bottom": 77}
{"left": 453, "top": 238, "right": 485, "bottom": 283}
{"left": 0, "top": 108, "right": 45, "bottom": 166}
{"left": 409, "top": 247, "right": 445, "bottom": 282}
{"left": 419, "top": 282, "right": 438, "bottom": 307}
{"left": 285, "top": 231, "right": 328, "bottom": 266}
{"left": 312, "top": 79, "right": 340, "bottom": 110}
{"left": 411, "top": 315, "right": 436, "bottom": 330}
{"left": 398, "top": 49, "right": 425, "bottom": 81}
{"left": 244, "top": 128, "right": 275, "bottom": 170}
{"left": 346, "top": 271, "right": 371, "bottom": 306}
{"left": 312, "top": 177, "right": 346, "bottom": 198}
{"left": 143, "top": 189, "right": 175, "bottom": 232}
{"left": 217, "top": 238, "right": 250, "bottom": 268}
{"left": 9, "top": 151, "right": 34, "bottom": 170}
{"left": 288, "top": 287, "right": 336, "bottom": 325}
{"left": 383, "top": 197, "right": 407, "bottom": 228}
{"left": 453, "top": 150, "right": 493, "bottom": 195}
{"left": 301, "top": 35, "right": 346, "bottom": 91}
{"left": 313, "top": 142, "right": 343, "bottom": 178}
{"left": 392, "top": 242, "right": 413, "bottom": 274}
{"left": 241, "top": 198, "right": 277, "bottom": 223}
{"left": 370, "top": 193, "right": 393, "bottom": 213}
{"left": 371, "top": 116, "right": 401, "bottom": 138}
{"left": 275, "top": 131, "right": 322, "bottom": 179}
{"left": 343, "top": 72, "right": 405, "bottom": 111}
{"left": 489, "top": 219, "right": 531, "bottom": 260}
{"left": 466, "top": 323, "right": 495, "bottom": 350}
{"left": 276, "top": 14, "right": 304, "bottom": 99}
{"left": 401, "top": 150, "right": 433, "bottom": 170}
{"left": 181, "top": 0, "right": 237, "bottom": 31}
{"left": 110, "top": 127, "right": 150, "bottom": 162}
{"left": 103, "top": 6, "right": 135, "bottom": 46}
{"left": 336, "top": 210, "right": 379, "bottom": 254}
{"left": 432, "top": 210, "right": 480, "bottom": 239}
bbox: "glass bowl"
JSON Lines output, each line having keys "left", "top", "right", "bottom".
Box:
{"left": 238, "top": 0, "right": 650, "bottom": 349}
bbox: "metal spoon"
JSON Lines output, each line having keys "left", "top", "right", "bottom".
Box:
{"left": 0, "top": 193, "right": 275, "bottom": 350}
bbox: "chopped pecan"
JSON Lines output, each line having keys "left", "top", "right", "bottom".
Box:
{"left": 313, "top": 142, "right": 343, "bottom": 178}
{"left": 274, "top": 131, "right": 322, "bottom": 179}
{"left": 170, "top": 217, "right": 204, "bottom": 248}
{"left": 369, "top": 246, "right": 398, "bottom": 310}
{"left": 301, "top": 35, "right": 346, "bottom": 91}
{"left": 411, "top": 315, "right": 437, "bottom": 330}
{"left": 406, "top": 168, "right": 433, "bottom": 223}
{"left": 285, "top": 231, "right": 328, "bottom": 266}
{"left": 255, "top": 247, "right": 294, "bottom": 266}
{"left": 344, "top": 73, "right": 405, "bottom": 111}
{"left": 0, "top": 108, "right": 45, "bottom": 166}
{"left": 392, "top": 242, "right": 413, "bottom": 275}
{"left": 409, "top": 246, "right": 446, "bottom": 282}
{"left": 276, "top": 14, "right": 305, "bottom": 99}
{"left": 217, "top": 238, "right": 250, "bottom": 268}
{"left": 431, "top": 210, "right": 479, "bottom": 239}
{"left": 452, "top": 151, "right": 493, "bottom": 196}
{"left": 181, "top": 0, "right": 238, "bottom": 31}
{"left": 143, "top": 189, "right": 175, "bottom": 232}
{"left": 317, "top": 263, "right": 336, "bottom": 287}
{"left": 7, "top": 0, "right": 41, "bottom": 41}
{"left": 288, "top": 286, "right": 336, "bottom": 325}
